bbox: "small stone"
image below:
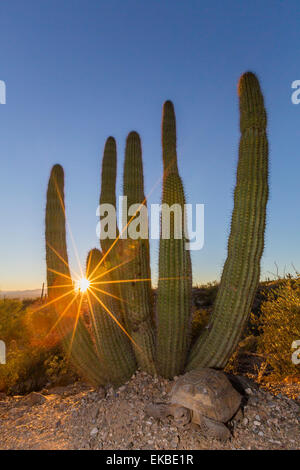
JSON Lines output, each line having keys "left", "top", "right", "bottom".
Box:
{"left": 90, "top": 427, "right": 98, "bottom": 436}
{"left": 253, "top": 420, "right": 261, "bottom": 426}
{"left": 245, "top": 388, "right": 253, "bottom": 395}
{"left": 22, "top": 392, "right": 47, "bottom": 407}
{"left": 242, "top": 417, "right": 249, "bottom": 426}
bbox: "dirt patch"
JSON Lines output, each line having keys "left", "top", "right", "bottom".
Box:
{"left": 0, "top": 371, "right": 299, "bottom": 450}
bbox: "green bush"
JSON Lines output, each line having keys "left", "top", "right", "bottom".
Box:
{"left": 0, "top": 299, "right": 76, "bottom": 394}
{"left": 255, "top": 275, "right": 300, "bottom": 380}
{"left": 0, "top": 299, "right": 29, "bottom": 346}
{"left": 191, "top": 308, "right": 210, "bottom": 343}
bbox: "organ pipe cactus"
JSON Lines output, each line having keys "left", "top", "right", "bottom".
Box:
{"left": 187, "top": 72, "right": 269, "bottom": 370}
{"left": 44, "top": 71, "right": 269, "bottom": 387}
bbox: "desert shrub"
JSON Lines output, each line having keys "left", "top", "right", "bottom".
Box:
{"left": 0, "top": 346, "right": 52, "bottom": 394}
{"left": 191, "top": 308, "right": 211, "bottom": 343}
{"left": 193, "top": 282, "right": 219, "bottom": 307}
{"left": 0, "top": 345, "right": 76, "bottom": 394}
{"left": 0, "top": 299, "right": 76, "bottom": 394}
{"left": 44, "top": 351, "right": 76, "bottom": 385}
{"left": 254, "top": 275, "right": 300, "bottom": 380}
{"left": 0, "top": 299, "right": 29, "bottom": 346}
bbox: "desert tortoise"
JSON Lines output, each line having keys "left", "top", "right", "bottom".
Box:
{"left": 146, "top": 368, "right": 242, "bottom": 440}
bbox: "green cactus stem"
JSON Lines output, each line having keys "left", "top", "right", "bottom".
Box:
{"left": 45, "top": 164, "right": 73, "bottom": 299}
{"left": 187, "top": 72, "right": 269, "bottom": 370}
{"left": 45, "top": 165, "right": 107, "bottom": 386}
{"left": 86, "top": 248, "right": 137, "bottom": 385}
{"left": 121, "top": 131, "right": 156, "bottom": 374}
{"left": 156, "top": 172, "right": 192, "bottom": 378}
{"left": 162, "top": 100, "right": 179, "bottom": 175}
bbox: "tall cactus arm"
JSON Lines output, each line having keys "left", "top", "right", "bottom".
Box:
{"left": 122, "top": 131, "right": 156, "bottom": 374}
{"left": 45, "top": 164, "right": 72, "bottom": 296}
{"left": 187, "top": 72, "right": 269, "bottom": 370}
{"left": 100, "top": 136, "right": 119, "bottom": 254}
{"left": 156, "top": 172, "right": 193, "bottom": 378}
{"left": 45, "top": 165, "right": 107, "bottom": 386}
{"left": 162, "top": 100, "right": 179, "bottom": 175}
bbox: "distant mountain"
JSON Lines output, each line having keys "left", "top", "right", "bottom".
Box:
{"left": 0, "top": 289, "right": 42, "bottom": 299}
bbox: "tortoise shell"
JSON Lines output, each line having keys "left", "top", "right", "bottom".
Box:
{"left": 170, "top": 368, "right": 241, "bottom": 423}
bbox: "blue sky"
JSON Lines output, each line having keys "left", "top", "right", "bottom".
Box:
{"left": 0, "top": 0, "right": 299, "bottom": 290}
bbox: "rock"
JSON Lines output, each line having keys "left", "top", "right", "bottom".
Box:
{"left": 90, "top": 427, "right": 98, "bottom": 436}
{"left": 98, "top": 387, "right": 106, "bottom": 399}
{"left": 253, "top": 420, "right": 261, "bottom": 427}
{"left": 22, "top": 392, "right": 47, "bottom": 407}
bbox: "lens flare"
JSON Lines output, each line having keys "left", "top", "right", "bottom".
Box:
{"left": 75, "top": 277, "right": 90, "bottom": 293}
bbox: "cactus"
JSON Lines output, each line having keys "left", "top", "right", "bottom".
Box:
{"left": 86, "top": 248, "right": 136, "bottom": 385}
{"left": 100, "top": 137, "right": 119, "bottom": 254}
{"left": 45, "top": 165, "right": 107, "bottom": 386}
{"left": 99, "top": 137, "right": 127, "bottom": 322}
{"left": 187, "top": 72, "right": 269, "bottom": 370}
{"left": 121, "top": 131, "right": 156, "bottom": 374}
{"left": 44, "top": 72, "right": 269, "bottom": 385}
{"left": 45, "top": 164, "right": 73, "bottom": 299}
{"left": 162, "top": 100, "right": 179, "bottom": 175}
{"left": 156, "top": 102, "right": 193, "bottom": 378}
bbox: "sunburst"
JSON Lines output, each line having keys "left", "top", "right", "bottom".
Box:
{"left": 39, "top": 163, "right": 185, "bottom": 363}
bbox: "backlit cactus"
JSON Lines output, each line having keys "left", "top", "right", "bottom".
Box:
{"left": 85, "top": 248, "right": 136, "bottom": 385}
{"left": 121, "top": 132, "right": 156, "bottom": 374}
{"left": 44, "top": 71, "right": 269, "bottom": 386}
{"left": 45, "top": 165, "right": 107, "bottom": 386}
{"left": 187, "top": 72, "right": 269, "bottom": 370}
{"left": 156, "top": 102, "right": 193, "bottom": 378}
{"left": 45, "top": 164, "right": 72, "bottom": 299}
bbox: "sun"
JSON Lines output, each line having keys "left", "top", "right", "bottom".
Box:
{"left": 75, "top": 277, "right": 90, "bottom": 293}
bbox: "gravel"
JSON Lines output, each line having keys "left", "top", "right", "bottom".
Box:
{"left": 0, "top": 371, "right": 299, "bottom": 450}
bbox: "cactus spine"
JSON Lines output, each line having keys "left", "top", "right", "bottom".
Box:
{"left": 156, "top": 101, "right": 193, "bottom": 378}
{"left": 122, "top": 132, "right": 156, "bottom": 374}
{"left": 187, "top": 72, "right": 269, "bottom": 370}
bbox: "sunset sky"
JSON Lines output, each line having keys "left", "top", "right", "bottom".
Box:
{"left": 1, "top": 0, "right": 300, "bottom": 290}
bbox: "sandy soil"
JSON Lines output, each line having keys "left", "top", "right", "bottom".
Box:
{"left": 0, "top": 371, "right": 299, "bottom": 450}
